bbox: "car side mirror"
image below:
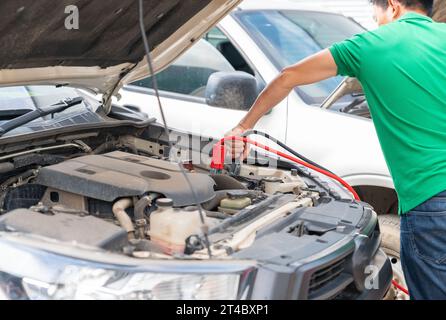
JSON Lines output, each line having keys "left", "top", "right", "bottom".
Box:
{"left": 321, "top": 77, "right": 364, "bottom": 110}
{"left": 205, "top": 71, "right": 258, "bottom": 111}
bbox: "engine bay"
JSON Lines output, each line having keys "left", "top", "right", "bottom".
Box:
{"left": 0, "top": 127, "right": 362, "bottom": 261}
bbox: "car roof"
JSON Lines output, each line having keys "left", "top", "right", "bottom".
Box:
{"left": 237, "top": 0, "right": 340, "bottom": 14}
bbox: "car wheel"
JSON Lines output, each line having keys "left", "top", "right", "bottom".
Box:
{"left": 379, "top": 214, "right": 409, "bottom": 300}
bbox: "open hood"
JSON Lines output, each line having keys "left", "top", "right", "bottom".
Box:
{"left": 0, "top": 0, "right": 241, "bottom": 106}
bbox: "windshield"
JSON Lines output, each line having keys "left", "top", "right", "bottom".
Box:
{"left": 0, "top": 86, "right": 102, "bottom": 138}
{"left": 234, "top": 10, "right": 365, "bottom": 105}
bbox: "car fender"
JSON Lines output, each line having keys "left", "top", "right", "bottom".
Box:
{"left": 340, "top": 174, "right": 394, "bottom": 189}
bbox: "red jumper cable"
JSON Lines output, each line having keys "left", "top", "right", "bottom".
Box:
{"left": 211, "top": 136, "right": 360, "bottom": 200}
{"left": 210, "top": 136, "right": 409, "bottom": 297}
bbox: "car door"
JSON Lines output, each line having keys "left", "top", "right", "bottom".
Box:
{"left": 118, "top": 25, "right": 288, "bottom": 142}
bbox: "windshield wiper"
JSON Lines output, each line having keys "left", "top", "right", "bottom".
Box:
{"left": 0, "top": 97, "right": 84, "bottom": 137}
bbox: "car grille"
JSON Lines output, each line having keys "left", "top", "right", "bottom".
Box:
{"left": 308, "top": 258, "right": 347, "bottom": 295}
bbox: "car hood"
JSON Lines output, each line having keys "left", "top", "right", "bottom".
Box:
{"left": 0, "top": 0, "right": 241, "bottom": 107}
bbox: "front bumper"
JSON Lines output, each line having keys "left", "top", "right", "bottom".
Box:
{"left": 354, "top": 249, "right": 392, "bottom": 300}
{"left": 248, "top": 248, "right": 392, "bottom": 300}
{"left": 0, "top": 198, "right": 392, "bottom": 300}
{"left": 246, "top": 205, "right": 393, "bottom": 300}
{"left": 0, "top": 233, "right": 392, "bottom": 300}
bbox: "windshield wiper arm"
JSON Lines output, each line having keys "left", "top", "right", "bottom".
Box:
{"left": 0, "top": 97, "right": 84, "bottom": 137}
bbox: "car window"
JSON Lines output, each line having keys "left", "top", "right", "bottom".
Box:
{"left": 204, "top": 28, "right": 255, "bottom": 76}
{"left": 234, "top": 10, "right": 365, "bottom": 105}
{"left": 130, "top": 39, "right": 235, "bottom": 98}
{"left": 0, "top": 85, "right": 102, "bottom": 137}
{"left": 205, "top": 27, "right": 228, "bottom": 48}
{"left": 0, "top": 86, "right": 36, "bottom": 113}
{"left": 0, "top": 85, "right": 86, "bottom": 117}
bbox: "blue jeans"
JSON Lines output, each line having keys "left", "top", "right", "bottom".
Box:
{"left": 400, "top": 190, "right": 446, "bottom": 300}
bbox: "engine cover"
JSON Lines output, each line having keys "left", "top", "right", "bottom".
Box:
{"left": 35, "top": 151, "right": 215, "bottom": 206}
{"left": 0, "top": 209, "right": 127, "bottom": 250}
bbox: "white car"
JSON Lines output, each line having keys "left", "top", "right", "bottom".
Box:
{"left": 118, "top": 0, "right": 398, "bottom": 218}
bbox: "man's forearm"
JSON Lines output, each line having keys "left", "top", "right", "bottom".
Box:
{"left": 239, "top": 75, "right": 293, "bottom": 129}
{"left": 238, "top": 49, "right": 338, "bottom": 129}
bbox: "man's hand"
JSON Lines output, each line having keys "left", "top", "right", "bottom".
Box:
{"left": 224, "top": 123, "right": 251, "bottom": 160}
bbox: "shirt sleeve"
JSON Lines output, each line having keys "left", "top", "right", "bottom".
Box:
{"left": 329, "top": 34, "right": 365, "bottom": 78}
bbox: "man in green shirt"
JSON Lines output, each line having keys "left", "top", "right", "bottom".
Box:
{"left": 226, "top": 0, "right": 445, "bottom": 299}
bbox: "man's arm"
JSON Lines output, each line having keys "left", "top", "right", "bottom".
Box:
{"left": 227, "top": 49, "right": 338, "bottom": 158}
{"left": 239, "top": 49, "right": 338, "bottom": 129}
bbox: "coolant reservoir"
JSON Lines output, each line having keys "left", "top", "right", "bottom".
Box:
{"left": 149, "top": 198, "right": 203, "bottom": 254}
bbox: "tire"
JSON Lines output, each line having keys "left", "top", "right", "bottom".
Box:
{"left": 379, "top": 214, "right": 400, "bottom": 258}
{"left": 378, "top": 214, "right": 408, "bottom": 299}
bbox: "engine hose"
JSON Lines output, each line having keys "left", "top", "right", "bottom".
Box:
{"left": 112, "top": 198, "right": 135, "bottom": 239}
{"left": 211, "top": 136, "right": 409, "bottom": 297}
{"left": 134, "top": 195, "right": 152, "bottom": 239}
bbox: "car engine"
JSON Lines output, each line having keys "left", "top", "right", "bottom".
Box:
{"left": 0, "top": 145, "right": 321, "bottom": 259}
{"left": 0, "top": 129, "right": 389, "bottom": 299}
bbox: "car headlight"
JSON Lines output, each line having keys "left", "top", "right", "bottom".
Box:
{"left": 0, "top": 234, "right": 256, "bottom": 300}
{"left": 1, "top": 268, "right": 241, "bottom": 300}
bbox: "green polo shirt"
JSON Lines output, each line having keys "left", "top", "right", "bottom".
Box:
{"left": 329, "top": 13, "right": 446, "bottom": 214}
